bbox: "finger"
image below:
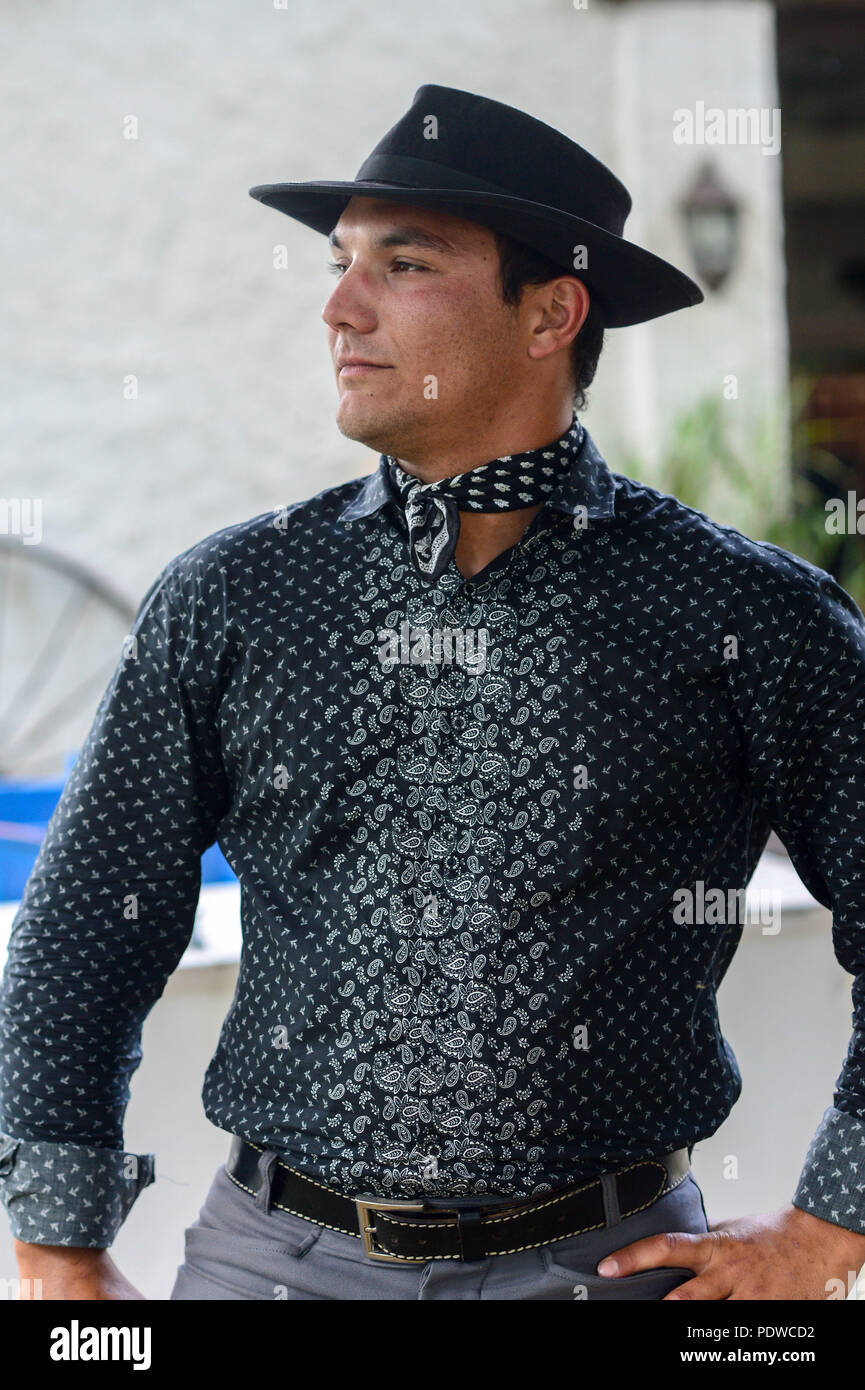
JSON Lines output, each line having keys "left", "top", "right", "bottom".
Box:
{"left": 663, "top": 1271, "right": 735, "bottom": 1301}
{"left": 597, "top": 1229, "right": 714, "bottom": 1278}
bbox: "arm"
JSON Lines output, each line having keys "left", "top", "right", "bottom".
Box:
{"left": 599, "top": 557, "right": 865, "bottom": 1298}
{"left": 0, "top": 554, "right": 231, "bottom": 1296}
{"left": 744, "top": 565, "right": 865, "bottom": 1246}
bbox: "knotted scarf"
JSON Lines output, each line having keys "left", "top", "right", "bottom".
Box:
{"left": 384, "top": 415, "right": 584, "bottom": 581}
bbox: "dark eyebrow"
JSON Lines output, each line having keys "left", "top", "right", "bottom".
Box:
{"left": 328, "top": 225, "right": 458, "bottom": 255}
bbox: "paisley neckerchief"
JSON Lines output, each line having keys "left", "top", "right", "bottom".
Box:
{"left": 384, "top": 415, "right": 584, "bottom": 581}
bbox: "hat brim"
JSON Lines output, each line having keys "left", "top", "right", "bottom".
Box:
{"left": 249, "top": 180, "right": 703, "bottom": 328}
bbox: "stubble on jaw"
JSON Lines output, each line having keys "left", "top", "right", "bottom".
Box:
{"left": 334, "top": 390, "right": 428, "bottom": 460}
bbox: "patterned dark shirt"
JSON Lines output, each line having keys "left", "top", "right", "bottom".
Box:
{"left": 2, "top": 422, "right": 865, "bottom": 1246}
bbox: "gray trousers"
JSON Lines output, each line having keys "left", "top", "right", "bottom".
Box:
{"left": 169, "top": 1157, "right": 710, "bottom": 1300}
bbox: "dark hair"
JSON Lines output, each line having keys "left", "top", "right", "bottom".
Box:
{"left": 491, "top": 229, "right": 606, "bottom": 413}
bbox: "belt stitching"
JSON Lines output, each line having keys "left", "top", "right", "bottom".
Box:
{"left": 225, "top": 1168, "right": 360, "bottom": 1240}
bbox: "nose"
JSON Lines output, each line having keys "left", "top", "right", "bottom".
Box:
{"left": 321, "top": 263, "right": 378, "bottom": 336}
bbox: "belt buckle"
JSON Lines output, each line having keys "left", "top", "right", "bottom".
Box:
{"left": 355, "top": 1197, "right": 430, "bottom": 1262}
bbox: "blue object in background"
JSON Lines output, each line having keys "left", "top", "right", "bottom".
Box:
{"left": 0, "top": 772, "right": 237, "bottom": 901}
{"left": 201, "top": 842, "right": 237, "bottom": 887}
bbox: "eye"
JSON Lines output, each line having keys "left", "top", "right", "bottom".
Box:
{"left": 325, "top": 258, "right": 429, "bottom": 276}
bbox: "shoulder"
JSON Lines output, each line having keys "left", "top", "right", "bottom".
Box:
{"left": 127, "top": 473, "right": 374, "bottom": 650}
{"left": 158, "top": 472, "right": 374, "bottom": 587}
{"left": 610, "top": 471, "right": 862, "bottom": 629}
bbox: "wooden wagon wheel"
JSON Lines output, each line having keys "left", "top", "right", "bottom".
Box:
{"left": 0, "top": 537, "right": 136, "bottom": 780}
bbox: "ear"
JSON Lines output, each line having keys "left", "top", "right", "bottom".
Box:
{"left": 526, "top": 277, "right": 590, "bottom": 363}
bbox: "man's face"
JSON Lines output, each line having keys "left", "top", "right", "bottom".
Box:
{"left": 321, "top": 196, "right": 526, "bottom": 460}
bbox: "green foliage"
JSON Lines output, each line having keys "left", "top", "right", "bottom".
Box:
{"left": 617, "top": 391, "right": 865, "bottom": 615}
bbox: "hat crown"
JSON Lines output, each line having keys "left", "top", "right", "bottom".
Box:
{"left": 354, "top": 83, "right": 632, "bottom": 237}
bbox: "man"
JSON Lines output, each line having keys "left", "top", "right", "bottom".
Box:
{"left": 2, "top": 84, "right": 865, "bottom": 1301}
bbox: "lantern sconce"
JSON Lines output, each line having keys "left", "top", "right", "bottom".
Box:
{"left": 680, "top": 161, "right": 742, "bottom": 293}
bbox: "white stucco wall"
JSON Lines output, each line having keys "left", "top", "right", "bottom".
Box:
{"left": 597, "top": 1, "right": 789, "bottom": 476}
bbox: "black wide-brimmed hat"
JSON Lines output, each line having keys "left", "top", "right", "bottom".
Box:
{"left": 249, "top": 84, "right": 703, "bottom": 329}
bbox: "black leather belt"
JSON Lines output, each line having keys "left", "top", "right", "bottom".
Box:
{"left": 225, "top": 1136, "right": 691, "bottom": 1263}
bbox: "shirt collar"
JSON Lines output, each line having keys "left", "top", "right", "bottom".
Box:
{"left": 336, "top": 422, "right": 617, "bottom": 526}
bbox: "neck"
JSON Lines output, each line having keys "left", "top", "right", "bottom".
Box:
{"left": 452, "top": 505, "right": 546, "bottom": 579}
{"left": 393, "top": 399, "right": 575, "bottom": 484}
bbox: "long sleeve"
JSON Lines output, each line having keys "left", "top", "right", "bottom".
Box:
{"left": 733, "top": 557, "right": 865, "bottom": 1234}
{"left": 0, "top": 553, "right": 231, "bottom": 1246}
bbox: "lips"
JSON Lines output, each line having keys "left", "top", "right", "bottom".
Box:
{"left": 337, "top": 358, "right": 392, "bottom": 376}
{"left": 336, "top": 350, "right": 393, "bottom": 375}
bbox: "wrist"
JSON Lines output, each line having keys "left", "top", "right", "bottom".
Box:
{"left": 786, "top": 1203, "right": 865, "bottom": 1264}
{"left": 14, "top": 1239, "right": 110, "bottom": 1275}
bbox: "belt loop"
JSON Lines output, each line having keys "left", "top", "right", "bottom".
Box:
{"left": 455, "top": 1207, "right": 486, "bottom": 1262}
{"left": 600, "top": 1171, "right": 621, "bottom": 1228}
{"left": 254, "top": 1148, "right": 280, "bottom": 1214}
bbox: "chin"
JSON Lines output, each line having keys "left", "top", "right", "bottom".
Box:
{"left": 335, "top": 393, "right": 412, "bottom": 456}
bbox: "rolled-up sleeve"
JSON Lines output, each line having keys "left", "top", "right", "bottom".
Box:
{"left": 0, "top": 1133, "right": 155, "bottom": 1247}
{"left": 734, "top": 557, "right": 865, "bottom": 1234}
{"left": 0, "top": 554, "right": 231, "bottom": 1246}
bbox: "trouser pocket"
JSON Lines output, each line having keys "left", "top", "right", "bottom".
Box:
{"left": 174, "top": 1161, "right": 327, "bottom": 1299}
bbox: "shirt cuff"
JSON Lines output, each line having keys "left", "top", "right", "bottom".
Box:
{"left": 0, "top": 1133, "right": 155, "bottom": 1248}
{"left": 791, "top": 1105, "right": 865, "bottom": 1235}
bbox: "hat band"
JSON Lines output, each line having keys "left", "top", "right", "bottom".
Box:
{"left": 355, "top": 153, "right": 513, "bottom": 198}
{"left": 353, "top": 153, "right": 621, "bottom": 236}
